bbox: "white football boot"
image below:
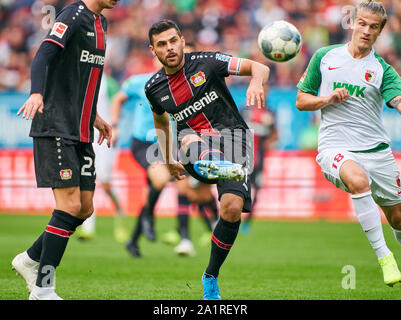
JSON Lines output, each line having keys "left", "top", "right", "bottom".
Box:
{"left": 29, "top": 285, "right": 63, "bottom": 300}
{"left": 11, "top": 251, "right": 38, "bottom": 293}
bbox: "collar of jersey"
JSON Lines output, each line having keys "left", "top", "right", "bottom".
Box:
{"left": 344, "top": 42, "right": 375, "bottom": 61}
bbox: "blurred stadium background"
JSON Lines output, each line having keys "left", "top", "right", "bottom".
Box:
{"left": 1, "top": 0, "right": 401, "bottom": 221}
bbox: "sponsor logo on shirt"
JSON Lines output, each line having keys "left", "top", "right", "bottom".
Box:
{"left": 87, "top": 32, "right": 95, "bottom": 37}
{"left": 333, "top": 82, "right": 366, "bottom": 98}
{"left": 364, "top": 70, "right": 376, "bottom": 83}
{"left": 161, "top": 95, "right": 170, "bottom": 102}
{"left": 190, "top": 71, "right": 206, "bottom": 87}
{"left": 171, "top": 91, "right": 219, "bottom": 122}
{"left": 215, "top": 53, "right": 230, "bottom": 62}
{"left": 50, "top": 22, "right": 68, "bottom": 39}
{"left": 60, "top": 169, "right": 72, "bottom": 180}
{"left": 80, "top": 50, "right": 105, "bottom": 66}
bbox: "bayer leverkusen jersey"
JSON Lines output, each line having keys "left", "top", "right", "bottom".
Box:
{"left": 144, "top": 52, "right": 249, "bottom": 136}
{"left": 30, "top": 1, "right": 107, "bottom": 143}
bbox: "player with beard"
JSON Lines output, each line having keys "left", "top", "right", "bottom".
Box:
{"left": 145, "top": 20, "right": 270, "bottom": 299}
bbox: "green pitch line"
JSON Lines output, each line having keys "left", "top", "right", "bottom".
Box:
{"left": 1, "top": 214, "right": 401, "bottom": 300}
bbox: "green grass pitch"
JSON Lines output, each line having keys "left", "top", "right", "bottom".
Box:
{"left": 1, "top": 214, "right": 401, "bottom": 300}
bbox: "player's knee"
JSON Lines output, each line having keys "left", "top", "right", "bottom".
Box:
{"left": 220, "top": 198, "right": 243, "bottom": 222}
{"left": 79, "top": 204, "right": 94, "bottom": 220}
{"left": 347, "top": 175, "right": 370, "bottom": 195}
{"left": 66, "top": 200, "right": 82, "bottom": 216}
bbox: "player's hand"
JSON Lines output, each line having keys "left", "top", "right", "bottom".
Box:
{"left": 326, "top": 88, "right": 349, "bottom": 105}
{"left": 167, "top": 161, "right": 187, "bottom": 180}
{"left": 94, "top": 115, "right": 112, "bottom": 148}
{"left": 17, "top": 93, "right": 44, "bottom": 120}
{"left": 246, "top": 80, "right": 265, "bottom": 109}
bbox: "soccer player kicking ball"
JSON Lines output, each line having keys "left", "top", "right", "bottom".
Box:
{"left": 297, "top": 0, "right": 401, "bottom": 287}
{"left": 145, "top": 20, "right": 270, "bottom": 300}
{"left": 12, "top": 0, "right": 118, "bottom": 299}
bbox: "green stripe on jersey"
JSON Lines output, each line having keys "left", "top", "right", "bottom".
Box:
{"left": 297, "top": 44, "right": 344, "bottom": 96}
{"left": 350, "top": 143, "right": 389, "bottom": 153}
{"left": 374, "top": 53, "right": 401, "bottom": 106}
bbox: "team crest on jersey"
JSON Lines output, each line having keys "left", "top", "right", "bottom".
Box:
{"left": 190, "top": 71, "right": 206, "bottom": 87}
{"left": 364, "top": 70, "right": 376, "bottom": 83}
{"left": 50, "top": 22, "right": 68, "bottom": 39}
{"left": 60, "top": 169, "right": 72, "bottom": 180}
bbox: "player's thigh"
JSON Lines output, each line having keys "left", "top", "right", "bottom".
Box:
{"left": 316, "top": 149, "right": 370, "bottom": 194}
{"left": 367, "top": 149, "right": 401, "bottom": 208}
{"left": 339, "top": 159, "right": 370, "bottom": 194}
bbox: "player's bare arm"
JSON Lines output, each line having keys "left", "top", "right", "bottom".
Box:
{"left": 152, "top": 111, "right": 186, "bottom": 180}
{"left": 389, "top": 95, "right": 401, "bottom": 114}
{"left": 109, "top": 91, "right": 128, "bottom": 146}
{"left": 296, "top": 88, "right": 350, "bottom": 111}
{"left": 238, "top": 59, "right": 270, "bottom": 109}
{"left": 94, "top": 112, "right": 112, "bottom": 148}
{"left": 17, "top": 93, "right": 44, "bottom": 120}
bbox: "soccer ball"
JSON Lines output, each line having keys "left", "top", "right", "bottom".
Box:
{"left": 258, "top": 20, "right": 302, "bottom": 62}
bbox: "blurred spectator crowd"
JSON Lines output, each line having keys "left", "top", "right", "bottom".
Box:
{"left": 0, "top": 0, "right": 401, "bottom": 91}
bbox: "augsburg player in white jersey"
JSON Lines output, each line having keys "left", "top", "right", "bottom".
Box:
{"left": 297, "top": 0, "right": 401, "bottom": 287}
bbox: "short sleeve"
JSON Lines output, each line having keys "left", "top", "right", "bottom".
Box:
{"left": 43, "top": 6, "right": 79, "bottom": 49}
{"left": 202, "top": 52, "right": 242, "bottom": 77}
{"left": 145, "top": 87, "right": 165, "bottom": 115}
{"left": 381, "top": 64, "right": 401, "bottom": 106}
{"left": 297, "top": 50, "right": 323, "bottom": 96}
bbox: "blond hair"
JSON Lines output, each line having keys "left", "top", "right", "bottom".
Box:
{"left": 354, "top": 0, "right": 388, "bottom": 30}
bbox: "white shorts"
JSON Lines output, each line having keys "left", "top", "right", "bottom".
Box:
{"left": 316, "top": 148, "right": 401, "bottom": 207}
{"left": 93, "top": 138, "right": 117, "bottom": 183}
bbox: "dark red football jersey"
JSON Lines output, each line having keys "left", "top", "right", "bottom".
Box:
{"left": 144, "top": 51, "right": 249, "bottom": 137}
{"left": 30, "top": 1, "right": 107, "bottom": 143}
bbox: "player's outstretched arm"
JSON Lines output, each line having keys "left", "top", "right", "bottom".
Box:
{"left": 152, "top": 111, "right": 186, "bottom": 180}
{"left": 94, "top": 112, "right": 112, "bottom": 148}
{"left": 237, "top": 59, "right": 270, "bottom": 109}
{"left": 389, "top": 95, "right": 401, "bottom": 114}
{"left": 296, "top": 88, "right": 349, "bottom": 111}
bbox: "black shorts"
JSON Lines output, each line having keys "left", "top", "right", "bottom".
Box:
{"left": 180, "top": 133, "right": 252, "bottom": 213}
{"left": 33, "top": 137, "right": 96, "bottom": 190}
{"left": 130, "top": 137, "right": 163, "bottom": 170}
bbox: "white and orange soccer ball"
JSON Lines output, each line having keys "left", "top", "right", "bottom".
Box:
{"left": 258, "top": 20, "right": 302, "bottom": 62}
